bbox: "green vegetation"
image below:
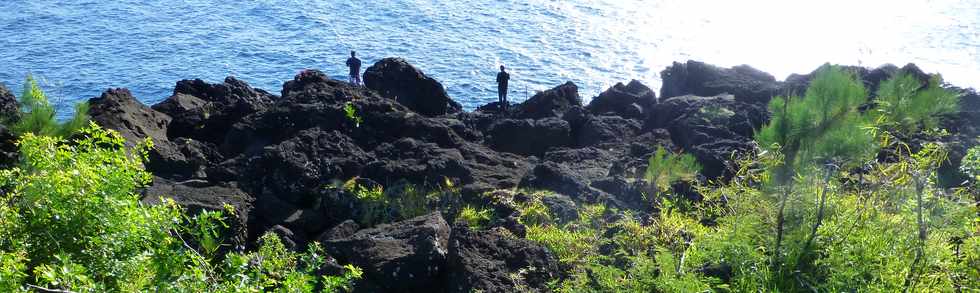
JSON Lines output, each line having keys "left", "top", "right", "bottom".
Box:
{"left": 0, "top": 124, "right": 360, "bottom": 292}
{"left": 516, "top": 67, "right": 979, "bottom": 292}
{"left": 756, "top": 66, "right": 875, "bottom": 180}
{"left": 342, "top": 177, "right": 461, "bottom": 227}
{"left": 343, "top": 102, "right": 362, "bottom": 128}
{"left": 457, "top": 205, "right": 493, "bottom": 229}
{"left": 872, "top": 71, "right": 960, "bottom": 134}
{"left": 8, "top": 75, "right": 89, "bottom": 137}
{"left": 961, "top": 144, "right": 980, "bottom": 186}
{"left": 644, "top": 146, "right": 701, "bottom": 194}
{"left": 0, "top": 67, "right": 974, "bottom": 291}
{"left": 520, "top": 142, "right": 979, "bottom": 292}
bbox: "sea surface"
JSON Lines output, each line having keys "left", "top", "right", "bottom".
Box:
{"left": 1, "top": 0, "right": 978, "bottom": 118}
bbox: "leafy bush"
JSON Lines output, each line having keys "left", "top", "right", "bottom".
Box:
{"left": 457, "top": 205, "right": 493, "bottom": 229}
{"left": 343, "top": 102, "right": 362, "bottom": 128}
{"left": 644, "top": 146, "right": 701, "bottom": 194}
{"left": 872, "top": 71, "right": 960, "bottom": 134}
{"left": 961, "top": 144, "right": 980, "bottom": 184}
{"left": 342, "top": 177, "right": 461, "bottom": 227}
{"left": 531, "top": 142, "right": 978, "bottom": 292}
{"left": 525, "top": 66, "right": 979, "bottom": 292}
{"left": 9, "top": 74, "right": 89, "bottom": 137}
{"left": 0, "top": 124, "right": 360, "bottom": 292}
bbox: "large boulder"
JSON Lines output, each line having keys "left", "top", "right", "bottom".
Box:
{"left": 586, "top": 80, "right": 657, "bottom": 119}
{"left": 519, "top": 161, "right": 599, "bottom": 202}
{"left": 153, "top": 77, "right": 276, "bottom": 143}
{"left": 363, "top": 58, "right": 462, "bottom": 117}
{"left": 363, "top": 137, "right": 469, "bottom": 187}
{"left": 660, "top": 60, "right": 780, "bottom": 104}
{"left": 88, "top": 88, "right": 230, "bottom": 180}
{"left": 241, "top": 128, "right": 371, "bottom": 205}
{"left": 142, "top": 177, "right": 253, "bottom": 250}
{"left": 455, "top": 142, "right": 533, "bottom": 190}
{"left": 0, "top": 84, "right": 18, "bottom": 122}
{"left": 575, "top": 115, "right": 642, "bottom": 147}
{"left": 513, "top": 82, "right": 582, "bottom": 119}
{"left": 221, "top": 70, "right": 403, "bottom": 156}
{"left": 652, "top": 94, "right": 767, "bottom": 178}
{"left": 445, "top": 225, "right": 560, "bottom": 293}
{"left": 324, "top": 213, "right": 451, "bottom": 292}
{"left": 487, "top": 118, "right": 571, "bottom": 156}
{"left": 88, "top": 88, "right": 171, "bottom": 147}
{"left": 147, "top": 138, "right": 224, "bottom": 180}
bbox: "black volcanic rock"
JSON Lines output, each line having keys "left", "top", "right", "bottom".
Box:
{"left": 575, "top": 115, "right": 643, "bottom": 147}
{"left": 0, "top": 83, "right": 18, "bottom": 122}
{"left": 324, "top": 213, "right": 451, "bottom": 292}
{"left": 652, "top": 94, "right": 767, "bottom": 178}
{"left": 363, "top": 137, "right": 469, "bottom": 186}
{"left": 88, "top": 88, "right": 230, "bottom": 180}
{"left": 487, "top": 118, "right": 571, "bottom": 156}
{"left": 241, "top": 128, "right": 371, "bottom": 205}
{"left": 445, "top": 224, "right": 560, "bottom": 293}
{"left": 0, "top": 125, "right": 17, "bottom": 169}
{"left": 317, "top": 220, "right": 360, "bottom": 242}
{"left": 660, "top": 60, "right": 780, "bottom": 104}
{"left": 520, "top": 161, "right": 598, "bottom": 202}
{"left": 781, "top": 63, "right": 932, "bottom": 99}
{"left": 937, "top": 88, "right": 980, "bottom": 187}
{"left": 513, "top": 81, "right": 582, "bottom": 119}
{"left": 149, "top": 137, "right": 225, "bottom": 179}
{"left": 142, "top": 177, "right": 253, "bottom": 250}
{"left": 586, "top": 80, "right": 657, "bottom": 119}
{"left": 153, "top": 77, "right": 276, "bottom": 143}
{"left": 89, "top": 88, "right": 171, "bottom": 147}
{"left": 363, "top": 57, "right": 462, "bottom": 117}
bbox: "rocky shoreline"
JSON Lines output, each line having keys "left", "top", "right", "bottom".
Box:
{"left": 2, "top": 58, "right": 977, "bottom": 292}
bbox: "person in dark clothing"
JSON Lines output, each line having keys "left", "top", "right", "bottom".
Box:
{"left": 346, "top": 51, "right": 362, "bottom": 86}
{"left": 497, "top": 65, "right": 510, "bottom": 111}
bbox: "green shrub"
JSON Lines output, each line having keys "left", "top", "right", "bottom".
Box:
{"left": 9, "top": 74, "right": 89, "bottom": 137}
{"left": 516, "top": 193, "right": 554, "bottom": 227}
{"left": 0, "top": 124, "right": 359, "bottom": 292}
{"left": 961, "top": 144, "right": 980, "bottom": 185}
{"left": 343, "top": 102, "right": 362, "bottom": 128}
{"left": 344, "top": 179, "right": 390, "bottom": 226}
{"left": 756, "top": 66, "right": 875, "bottom": 180}
{"left": 342, "top": 177, "right": 461, "bottom": 227}
{"left": 872, "top": 71, "right": 960, "bottom": 134}
{"left": 536, "top": 67, "right": 979, "bottom": 292}
{"left": 644, "top": 146, "right": 701, "bottom": 194}
{"left": 457, "top": 205, "right": 493, "bottom": 229}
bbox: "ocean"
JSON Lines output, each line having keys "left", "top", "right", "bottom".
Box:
{"left": 1, "top": 0, "right": 978, "bottom": 118}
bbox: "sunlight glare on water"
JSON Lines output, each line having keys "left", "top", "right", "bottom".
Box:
{"left": 0, "top": 0, "right": 976, "bottom": 118}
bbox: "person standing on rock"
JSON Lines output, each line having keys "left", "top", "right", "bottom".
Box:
{"left": 497, "top": 65, "right": 510, "bottom": 112}
{"left": 346, "top": 51, "right": 362, "bottom": 86}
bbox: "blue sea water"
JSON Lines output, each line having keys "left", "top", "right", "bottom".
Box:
{"left": 1, "top": 0, "right": 978, "bottom": 119}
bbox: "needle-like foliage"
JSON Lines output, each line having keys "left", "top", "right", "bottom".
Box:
{"left": 756, "top": 65, "right": 875, "bottom": 181}
{"left": 10, "top": 75, "right": 89, "bottom": 137}
{"left": 872, "top": 72, "right": 960, "bottom": 134}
